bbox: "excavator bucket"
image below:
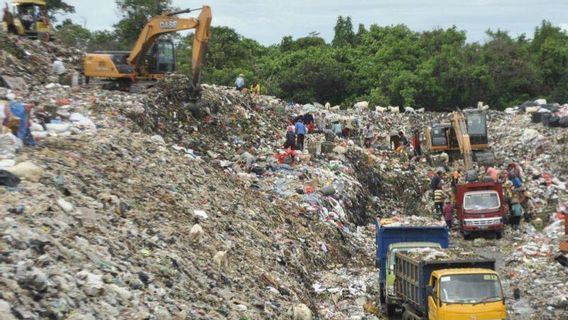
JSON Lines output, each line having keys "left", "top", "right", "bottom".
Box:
{"left": 188, "top": 6, "right": 212, "bottom": 102}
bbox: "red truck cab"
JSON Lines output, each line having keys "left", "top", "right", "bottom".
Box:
{"left": 456, "top": 181, "right": 508, "bottom": 239}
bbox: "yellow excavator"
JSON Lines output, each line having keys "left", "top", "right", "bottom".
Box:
{"left": 425, "top": 109, "right": 495, "bottom": 166}
{"left": 83, "top": 5, "right": 212, "bottom": 99}
{"left": 2, "top": 0, "right": 52, "bottom": 39}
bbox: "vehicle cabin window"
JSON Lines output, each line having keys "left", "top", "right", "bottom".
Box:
{"left": 467, "top": 113, "right": 486, "bottom": 135}
{"left": 431, "top": 276, "right": 438, "bottom": 302}
{"left": 157, "top": 41, "right": 175, "bottom": 73}
{"left": 463, "top": 191, "right": 500, "bottom": 211}
{"left": 440, "top": 274, "right": 503, "bottom": 304}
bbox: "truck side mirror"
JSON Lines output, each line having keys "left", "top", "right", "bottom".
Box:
{"left": 426, "top": 286, "right": 434, "bottom": 297}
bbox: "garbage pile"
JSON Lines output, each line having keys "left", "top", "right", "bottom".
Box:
{"left": 379, "top": 214, "right": 446, "bottom": 227}
{"left": 456, "top": 109, "right": 568, "bottom": 319}
{"left": 2, "top": 35, "right": 568, "bottom": 319}
{"left": 403, "top": 247, "right": 481, "bottom": 261}
{"left": 505, "top": 98, "right": 568, "bottom": 128}
{"left": 0, "top": 33, "right": 83, "bottom": 90}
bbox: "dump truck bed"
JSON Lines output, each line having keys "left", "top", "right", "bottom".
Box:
{"left": 375, "top": 218, "right": 449, "bottom": 285}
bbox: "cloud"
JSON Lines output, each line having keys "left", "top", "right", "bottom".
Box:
{"left": 61, "top": 0, "right": 568, "bottom": 45}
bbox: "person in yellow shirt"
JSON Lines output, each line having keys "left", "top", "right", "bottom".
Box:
{"left": 250, "top": 81, "right": 261, "bottom": 96}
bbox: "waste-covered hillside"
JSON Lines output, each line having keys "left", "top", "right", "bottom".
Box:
{"left": 1, "top": 35, "right": 567, "bottom": 320}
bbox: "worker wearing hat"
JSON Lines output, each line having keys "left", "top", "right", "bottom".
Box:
{"left": 235, "top": 73, "right": 245, "bottom": 92}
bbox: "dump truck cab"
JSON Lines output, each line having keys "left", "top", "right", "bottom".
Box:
{"left": 457, "top": 181, "right": 507, "bottom": 239}
{"left": 5, "top": 0, "right": 52, "bottom": 39}
{"left": 426, "top": 269, "right": 506, "bottom": 320}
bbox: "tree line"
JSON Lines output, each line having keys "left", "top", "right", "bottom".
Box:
{"left": 53, "top": 1, "right": 568, "bottom": 110}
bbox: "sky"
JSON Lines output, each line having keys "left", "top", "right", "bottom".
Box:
{"left": 60, "top": 0, "right": 568, "bottom": 45}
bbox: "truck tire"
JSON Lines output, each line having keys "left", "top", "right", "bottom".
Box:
{"left": 386, "top": 303, "right": 397, "bottom": 316}
{"left": 402, "top": 310, "right": 415, "bottom": 320}
{"left": 496, "top": 231, "right": 503, "bottom": 239}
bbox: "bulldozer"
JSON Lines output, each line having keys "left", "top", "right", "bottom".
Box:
{"left": 425, "top": 109, "right": 495, "bottom": 166}
{"left": 2, "top": 0, "right": 52, "bottom": 39}
{"left": 83, "top": 5, "right": 212, "bottom": 100}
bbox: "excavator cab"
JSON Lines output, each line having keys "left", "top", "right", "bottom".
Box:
{"left": 145, "top": 39, "right": 176, "bottom": 74}
{"left": 8, "top": 0, "right": 52, "bottom": 39}
{"left": 464, "top": 109, "right": 489, "bottom": 145}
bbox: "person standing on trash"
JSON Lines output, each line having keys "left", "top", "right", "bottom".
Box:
{"left": 235, "top": 74, "right": 246, "bottom": 92}
{"left": 364, "top": 123, "right": 374, "bottom": 148}
{"left": 7, "top": 93, "right": 36, "bottom": 146}
{"left": 450, "top": 169, "right": 461, "bottom": 204}
{"left": 250, "top": 80, "right": 260, "bottom": 96}
{"left": 294, "top": 118, "right": 306, "bottom": 150}
{"left": 331, "top": 120, "right": 342, "bottom": 137}
{"left": 510, "top": 173, "right": 523, "bottom": 189}
{"left": 399, "top": 131, "right": 409, "bottom": 147}
{"left": 430, "top": 170, "right": 443, "bottom": 191}
{"left": 304, "top": 113, "right": 315, "bottom": 132}
{"left": 510, "top": 191, "right": 523, "bottom": 230}
{"left": 486, "top": 166, "right": 500, "bottom": 182}
{"left": 2, "top": 6, "right": 17, "bottom": 35}
{"left": 341, "top": 120, "right": 351, "bottom": 138}
{"left": 443, "top": 200, "right": 454, "bottom": 229}
{"left": 434, "top": 186, "right": 446, "bottom": 217}
{"left": 507, "top": 163, "right": 523, "bottom": 182}
{"left": 52, "top": 58, "right": 67, "bottom": 85}
{"left": 284, "top": 122, "right": 296, "bottom": 150}
{"left": 390, "top": 133, "right": 401, "bottom": 150}
{"left": 411, "top": 129, "right": 421, "bottom": 157}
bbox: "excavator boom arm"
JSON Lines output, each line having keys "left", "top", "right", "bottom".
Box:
{"left": 451, "top": 112, "right": 473, "bottom": 171}
{"left": 127, "top": 5, "right": 212, "bottom": 89}
{"left": 191, "top": 6, "right": 212, "bottom": 88}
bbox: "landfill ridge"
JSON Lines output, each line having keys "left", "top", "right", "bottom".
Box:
{"left": 1, "top": 35, "right": 567, "bottom": 319}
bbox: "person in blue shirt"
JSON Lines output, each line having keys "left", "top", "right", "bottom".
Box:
{"left": 295, "top": 118, "right": 306, "bottom": 150}
{"left": 9, "top": 97, "right": 36, "bottom": 146}
{"left": 235, "top": 74, "right": 245, "bottom": 92}
{"left": 511, "top": 175, "right": 522, "bottom": 189}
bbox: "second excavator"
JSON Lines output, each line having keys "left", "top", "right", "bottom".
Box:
{"left": 83, "top": 5, "right": 212, "bottom": 101}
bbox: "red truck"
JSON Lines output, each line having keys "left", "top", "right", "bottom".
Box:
{"left": 456, "top": 181, "right": 508, "bottom": 239}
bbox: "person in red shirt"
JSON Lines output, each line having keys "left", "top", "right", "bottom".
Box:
{"left": 443, "top": 200, "right": 453, "bottom": 229}
{"left": 411, "top": 129, "right": 421, "bottom": 156}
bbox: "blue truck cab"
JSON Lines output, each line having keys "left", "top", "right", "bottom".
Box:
{"left": 375, "top": 217, "right": 449, "bottom": 315}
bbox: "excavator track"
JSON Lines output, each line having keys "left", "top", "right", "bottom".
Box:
{"left": 473, "top": 150, "right": 496, "bottom": 166}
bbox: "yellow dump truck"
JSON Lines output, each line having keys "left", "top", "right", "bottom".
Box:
{"left": 394, "top": 248, "right": 506, "bottom": 320}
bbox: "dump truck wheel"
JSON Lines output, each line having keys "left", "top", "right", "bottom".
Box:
{"left": 496, "top": 231, "right": 503, "bottom": 239}
{"left": 386, "top": 303, "right": 396, "bottom": 316}
{"left": 378, "top": 284, "right": 385, "bottom": 303}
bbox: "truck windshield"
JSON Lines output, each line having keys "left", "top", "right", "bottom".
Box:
{"left": 440, "top": 274, "right": 503, "bottom": 304}
{"left": 463, "top": 191, "right": 500, "bottom": 211}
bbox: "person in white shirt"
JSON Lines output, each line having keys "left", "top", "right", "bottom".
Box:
{"left": 52, "top": 58, "right": 66, "bottom": 84}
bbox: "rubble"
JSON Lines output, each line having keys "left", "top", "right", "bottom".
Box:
{"left": 403, "top": 247, "right": 481, "bottom": 261}
{"left": 1, "top": 35, "right": 567, "bottom": 320}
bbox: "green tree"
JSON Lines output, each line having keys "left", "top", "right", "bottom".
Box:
{"left": 332, "top": 16, "right": 355, "bottom": 47}
{"left": 114, "top": 0, "right": 173, "bottom": 48}
{"left": 46, "top": 0, "right": 75, "bottom": 20}
{"left": 531, "top": 21, "right": 568, "bottom": 102}
{"left": 55, "top": 19, "right": 91, "bottom": 50}
{"left": 177, "top": 26, "right": 266, "bottom": 86}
